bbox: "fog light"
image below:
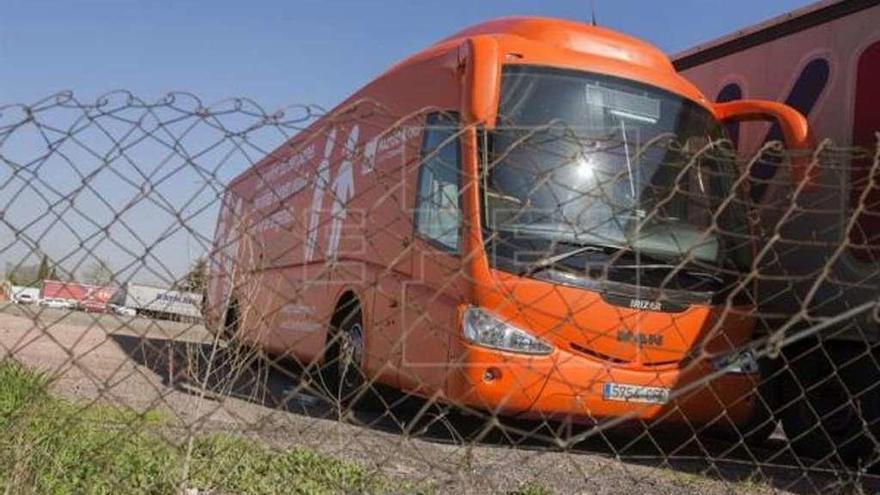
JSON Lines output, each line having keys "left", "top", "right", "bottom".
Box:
{"left": 483, "top": 367, "right": 501, "bottom": 382}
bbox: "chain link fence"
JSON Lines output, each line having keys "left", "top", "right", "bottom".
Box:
{"left": 1, "top": 91, "right": 880, "bottom": 494}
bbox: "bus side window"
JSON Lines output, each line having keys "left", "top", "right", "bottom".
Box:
{"left": 414, "top": 112, "right": 462, "bottom": 252}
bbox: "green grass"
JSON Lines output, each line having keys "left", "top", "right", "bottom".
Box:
{"left": 0, "top": 360, "right": 401, "bottom": 494}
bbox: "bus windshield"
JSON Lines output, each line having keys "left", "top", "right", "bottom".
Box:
{"left": 482, "top": 65, "right": 752, "bottom": 278}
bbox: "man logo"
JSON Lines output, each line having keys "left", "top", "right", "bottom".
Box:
{"left": 617, "top": 330, "right": 664, "bottom": 347}
{"left": 628, "top": 298, "right": 662, "bottom": 311}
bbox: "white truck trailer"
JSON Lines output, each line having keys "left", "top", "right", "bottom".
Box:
{"left": 114, "top": 283, "right": 203, "bottom": 322}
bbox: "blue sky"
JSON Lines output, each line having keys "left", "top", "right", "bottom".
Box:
{"left": 2, "top": 0, "right": 815, "bottom": 109}
{"left": 1, "top": 0, "right": 816, "bottom": 286}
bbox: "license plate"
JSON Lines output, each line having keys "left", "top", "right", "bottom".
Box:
{"left": 603, "top": 383, "right": 670, "bottom": 404}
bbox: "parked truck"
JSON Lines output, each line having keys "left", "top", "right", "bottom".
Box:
{"left": 674, "top": 0, "right": 880, "bottom": 464}
{"left": 41, "top": 279, "right": 116, "bottom": 312}
{"left": 207, "top": 16, "right": 810, "bottom": 437}
{"left": 112, "top": 282, "right": 203, "bottom": 322}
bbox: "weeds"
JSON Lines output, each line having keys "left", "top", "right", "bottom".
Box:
{"left": 0, "top": 360, "right": 396, "bottom": 494}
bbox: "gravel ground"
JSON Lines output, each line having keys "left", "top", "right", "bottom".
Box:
{"left": 0, "top": 302, "right": 875, "bottom": 494}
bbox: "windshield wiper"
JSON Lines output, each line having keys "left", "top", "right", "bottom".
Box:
{"left": 519, "top": 242, "right": 620, "bottom": 276}
{"left": 608, "top": 250, "right": 727, "bottom": 283}
{"left": 521, "top": 243, "right": 728, "bottom": 286}
{"left": 610, "top": 263, "right": 727, "bottom": 285}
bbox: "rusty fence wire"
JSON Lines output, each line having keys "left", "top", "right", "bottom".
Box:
{"left": 1, "top": 91, "right": 880, "bottom": 494}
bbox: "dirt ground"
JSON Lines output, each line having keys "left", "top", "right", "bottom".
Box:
{"left": 0, "top": 302, "right": 875, "bottom": 494}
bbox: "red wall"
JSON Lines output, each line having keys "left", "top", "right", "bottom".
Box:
{"left": 850, "top": 41, "right": 880, "bottom": 260}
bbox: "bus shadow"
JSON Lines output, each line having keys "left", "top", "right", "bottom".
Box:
{"left": 109, "top": 333, "right": 879, "bottom": 494}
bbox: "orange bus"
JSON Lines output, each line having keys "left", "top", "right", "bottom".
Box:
{"left": 206, "top": 17, "right": 810, "bottom": 433}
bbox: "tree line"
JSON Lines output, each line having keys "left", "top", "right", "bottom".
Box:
{"left": 4, "top": 254, "right": 208, "bottom": 294}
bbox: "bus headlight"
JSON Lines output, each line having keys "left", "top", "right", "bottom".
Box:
{"left": 462, "top": 307, "right": 553, "bottom": 355}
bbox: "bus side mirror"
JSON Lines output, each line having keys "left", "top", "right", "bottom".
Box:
{"left": 460, "top": 36, "right": 500, "bottom": 127}
{"left": 713, "top": 99, "right": 816, "bottom": 187}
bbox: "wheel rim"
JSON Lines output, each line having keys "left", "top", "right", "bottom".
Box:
{"left": 338, "top": 322, "right": 364, "bottom": 390}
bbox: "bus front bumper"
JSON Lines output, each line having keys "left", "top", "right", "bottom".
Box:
{"left": 446, "top": 342, "right": 759, "bottom": 427}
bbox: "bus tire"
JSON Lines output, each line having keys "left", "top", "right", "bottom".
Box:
{"left": 321, "top": 298, "right": 376, "bottom": 413}
{"left": 692, "top": 357, "right": 780, "bottom": 447}
{"left": 780, "top": 342, "right": 880, "bottom": 466}
{"left": 743, "top": 356, "right": 786, "bottom": 444}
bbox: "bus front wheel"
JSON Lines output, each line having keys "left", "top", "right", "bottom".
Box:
{"left": 321, "top": 299, "right": 377, "bottom": 413}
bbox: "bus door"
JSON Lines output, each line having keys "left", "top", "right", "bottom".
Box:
{"left": 398, "top": 111, "right": 468, "bottom": 395}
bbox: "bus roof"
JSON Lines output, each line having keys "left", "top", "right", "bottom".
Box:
{"left": 387, "top": 17, "right": 677, "bottom": 76}
{"left": 446, "top": 17, "right": 674, "bottom": 73}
